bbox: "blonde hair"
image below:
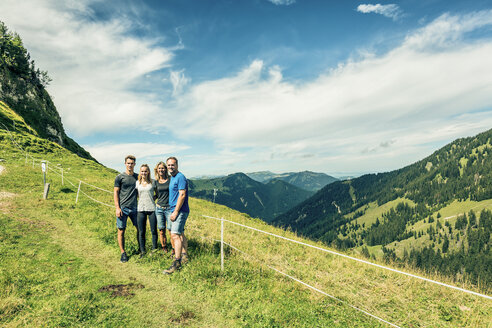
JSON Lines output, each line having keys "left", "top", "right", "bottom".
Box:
{"left": 138, "top": 164, "right": 151, "bottom": 184}
{"left": 154, "top": 161, "right": 169, "bottom": 180}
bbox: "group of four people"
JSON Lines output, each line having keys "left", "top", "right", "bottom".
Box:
{"left": 113, "top": 155, "right": 189, "bottom": 274}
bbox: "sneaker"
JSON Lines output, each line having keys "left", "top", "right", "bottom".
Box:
{"left": 163, "top": 259, "right": 181, "bottom": 275}
{"left": 181, "top": 253, "right": 189, "bottom": 264}
{"left": 120, "top": 252, "right": 128, "bottom": 263}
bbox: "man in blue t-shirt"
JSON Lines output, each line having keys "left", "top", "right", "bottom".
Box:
{"left": 163, "top": 156, "right": 189, "bottom": 274}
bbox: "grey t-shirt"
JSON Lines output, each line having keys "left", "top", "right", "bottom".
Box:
{"left": 114, "top": 172, "right": 138, "bottom": 209}
{"left": 153, "top": 179, "right": 170, "bottom": 207}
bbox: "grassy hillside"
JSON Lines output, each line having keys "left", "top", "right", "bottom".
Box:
{"left": 0, "top": 22, "right": 95, "bottom": 160}
{"left": 189, "top": 173, "right": 314, "bottom": 222}
{"left": 1, "top": 103, "right": 490, "bottom": 327}
{"left": 273, "top": 129, "right": 492, "bottom": 288}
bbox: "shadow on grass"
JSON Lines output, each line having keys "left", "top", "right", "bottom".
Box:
{"left": 60, "top": 188, "right": 74, "bottom": 193}
{"left": 187, "top": 238, "right": 233, "bottom": 257}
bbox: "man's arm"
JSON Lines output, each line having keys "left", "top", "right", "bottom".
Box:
{"left": 114, "top": 187, "right": 122, "bottom": 218}
{"left": 170, "top": 189, "right": 186, "bottom": 221}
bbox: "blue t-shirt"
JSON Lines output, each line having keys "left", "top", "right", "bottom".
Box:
{"left": 169, "top": 172, "right": 189, "bottom": 213}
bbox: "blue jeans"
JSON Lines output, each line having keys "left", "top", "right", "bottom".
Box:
{"left": 155, "top": 206, "right": 171, "bottom": 230}
{"left": 116, "top": 207, "right": 137, "bottom": 230}
{"left": 170, "top": 212, "right": 189, "bottom": 235}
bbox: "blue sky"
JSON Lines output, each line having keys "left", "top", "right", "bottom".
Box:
{"left": 2, "top": 0, "right": 492, "bottom": 178}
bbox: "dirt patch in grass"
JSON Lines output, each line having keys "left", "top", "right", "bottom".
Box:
{"left": 14, "top": 216, "right": 54, "bottom": 229}
{"left": 0, "top": 191, "right": 16, "bottom": 214}
{"left": 0, "top": 191, "right": 15, "bottom": 200}
{"left": 98, "top": 283, "right": 145, "bottom": 297}
{"left": 170, "top": 310, "right": 196, "bottom": 324}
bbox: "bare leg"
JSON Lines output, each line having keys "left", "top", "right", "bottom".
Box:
{"left": 172, "top": 233, "right": 182, "bottom": 259}
{"left": 159, "top": 229, "right": 167, "bottom": 248}
{"left": 168, "top": 229, "right": 175, "bottom": 250}
{"left": 181, "top": 233, "right": 188, "bottom": 255}
{"left": 117, "top": 228, "right": 125, "bottom": 253}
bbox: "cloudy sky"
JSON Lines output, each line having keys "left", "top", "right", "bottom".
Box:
{"left": 1, "top": 0, "right": 492, "bottom": 178}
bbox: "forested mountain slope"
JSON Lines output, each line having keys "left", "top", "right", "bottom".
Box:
{"left": 273, "top": 128, "right": 492, "bottom": 286}
{"left": 189, "top": 172, "right": 314, "bottom": 221}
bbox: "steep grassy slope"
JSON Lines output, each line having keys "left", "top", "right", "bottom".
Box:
{"left": 0, "top": 21, "right": 95, "bottom": 160}
{"left": 273, "top": 129, "right": 492, "bottom": 287}
{"left": 189, "top": 173, "right": 314, "bottom": 222}
{"left": 1, "top": 103, "right": 490, "bottom": 327}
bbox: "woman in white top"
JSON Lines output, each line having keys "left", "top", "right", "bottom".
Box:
{"left": 136, "top": 164, "right": 158, "bottom": 257}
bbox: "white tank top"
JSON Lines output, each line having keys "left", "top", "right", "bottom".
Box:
{"left": 136, "top": 180, "right": 156, "bottom": 212}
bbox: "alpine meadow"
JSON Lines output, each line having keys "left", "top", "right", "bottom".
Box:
{"left": 1, "top": 5, "right": 492, "bottom": 328}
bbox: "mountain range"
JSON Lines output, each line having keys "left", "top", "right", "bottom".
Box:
{"left": 246, "top": 170, "right": 338, "bottom": 191}
{"left": 273, "top": 129, "right": 492, "bottom": 286}
{"left": 189, "top": 173, "right": 314, "bottom": 222}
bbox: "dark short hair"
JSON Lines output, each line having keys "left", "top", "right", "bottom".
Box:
{"left": 166, "top": 156, "right": 178, "bottom": 165}
{"left": 125, "top": 155, "right": 136, "bottom": 163}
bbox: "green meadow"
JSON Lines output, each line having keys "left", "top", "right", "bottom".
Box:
{"left": 1, "top": 103, "right": 491, "bottom": 327}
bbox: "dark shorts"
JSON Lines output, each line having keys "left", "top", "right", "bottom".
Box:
{"left": 116, "top": 207, "right": 137, "bottom": 230}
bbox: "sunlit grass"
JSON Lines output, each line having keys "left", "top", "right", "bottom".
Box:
{"left": 1, "top": 101, "right": 491, "bottom": 327}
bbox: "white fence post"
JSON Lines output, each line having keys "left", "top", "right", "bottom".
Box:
{"left": 221, "top": 217, "right": 224, "bottom": 271}
{"left": 41, "top": 160, "right": 46, "bottom": 185}
{"left": 75, "top": 180, "right": 81, "bottom": 204}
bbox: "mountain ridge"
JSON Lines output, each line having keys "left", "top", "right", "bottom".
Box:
{"left": 247, "top": 170, "right": 338, "bottom": 191}
{"left": 189, "top": 172, "right": 314, "bottom": 221}
{"left": 0, "top": 21, "right": 95, "bottom": 161}
{"left": 273, "top": 128, "right": 492, "bottom": 286}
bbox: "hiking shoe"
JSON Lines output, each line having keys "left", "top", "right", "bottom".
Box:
{"left": 181, "top": 253, "right": 189, "bottom": 264}
{"left": 120, "top": 252, "right": 128, "bottom": 263}
{"left": 163, "top": 259, "right": 181, "bottom": 275}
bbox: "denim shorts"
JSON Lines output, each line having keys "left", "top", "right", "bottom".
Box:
{"left": 155, "top": 205, "right": 171, "bottom": 230}
{"left": 170, "top": 211, "right": 189, "bottom": 235}
{"left": 116, "top": 207, "right": 137, "bottom": 230}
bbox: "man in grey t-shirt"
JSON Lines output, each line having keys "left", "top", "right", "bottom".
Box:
{"left": 113, "top": 155, "right": 138, "bottom": 263}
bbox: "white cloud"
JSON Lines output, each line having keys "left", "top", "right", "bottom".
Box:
{"left": 169, "top": 10, "right": 492, "bottom": 173}
{"left": 84, "top": 142, "right": 190, "bottom": 173}
{"left": 267, "top": 0, "right": 296, "bottom": 5}
{"left": 170, "top": 70, "right": 190, "bottom": 96}
{"left": 0, "top": 0, "right": 174, "bottom": 136}
{"left": 357, "top": 4, "right": 402, "bottom": 20}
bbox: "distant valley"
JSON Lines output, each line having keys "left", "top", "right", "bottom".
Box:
{"left": 246, "top": 170, "right": 338, "bottom": 192}
{"left": 189, "top": 172, "right": 320, "bottom": 221}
